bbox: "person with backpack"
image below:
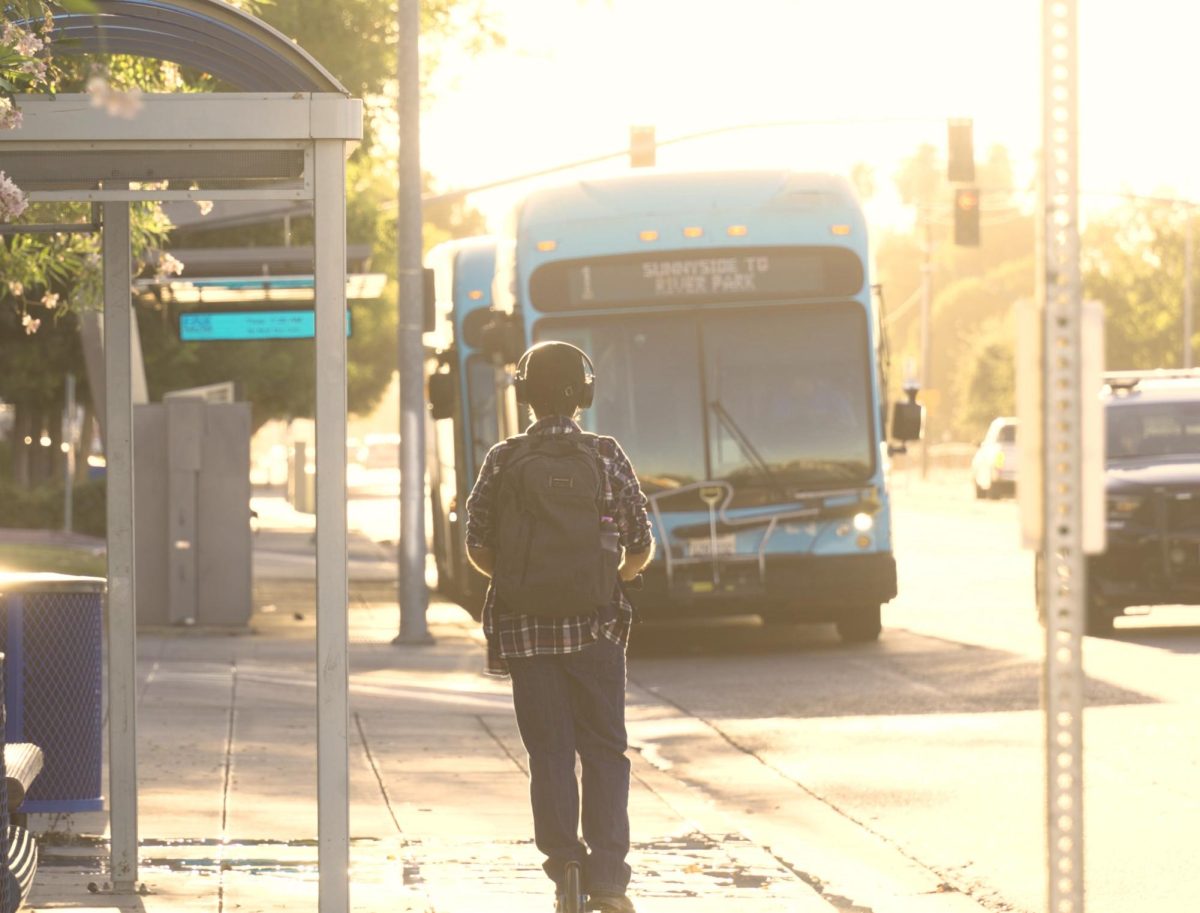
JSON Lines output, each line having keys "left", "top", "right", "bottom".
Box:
{"left": 464, "top": 341, "right": 655, "bottom": 913}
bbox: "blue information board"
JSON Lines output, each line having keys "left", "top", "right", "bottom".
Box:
{"left": 179, "top": 309, "right": 352, "bottom": 341}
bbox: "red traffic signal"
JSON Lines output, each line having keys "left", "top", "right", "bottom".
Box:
{"left": 954, "top": 187, "right": 981, "bottom": 246}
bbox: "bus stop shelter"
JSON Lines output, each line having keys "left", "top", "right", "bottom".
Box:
{"left": 0, "top": 2, "right": 362, "bottom": 910}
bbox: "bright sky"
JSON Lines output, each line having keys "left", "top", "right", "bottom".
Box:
{"left": 421, "top": 0, "right": 1200, "bottom": 231}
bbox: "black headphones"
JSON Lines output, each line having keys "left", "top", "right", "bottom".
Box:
{"left": 513, "top": 341, "right": 596, "bottom": 410}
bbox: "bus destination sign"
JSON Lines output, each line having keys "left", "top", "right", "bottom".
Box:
{"left": 531, "top": 247, "right": 862, "bottom": 311}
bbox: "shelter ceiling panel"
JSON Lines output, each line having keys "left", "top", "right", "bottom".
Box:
{"left": 3, "top": 94, "right": 362, "bottom": 143}
{"left": 40, "top": 0, "right": 346, "bottom": 93}
{"left": 2, "top": 149, "right": 305, "bottom": 189}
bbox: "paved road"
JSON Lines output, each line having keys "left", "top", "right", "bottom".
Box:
{"left": 240, "top": 477, "right": 1197, "bottom": 912}
{"left": 619, "top": 473, "right": 1199, "bottom": 913}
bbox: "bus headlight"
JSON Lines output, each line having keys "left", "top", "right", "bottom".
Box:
{"left": 852, "top": 512, "right": 874, "bottom": 532}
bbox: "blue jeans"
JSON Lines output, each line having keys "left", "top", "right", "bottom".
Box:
{"left": 507, "top": 637, "right": 631, "bottom": 897}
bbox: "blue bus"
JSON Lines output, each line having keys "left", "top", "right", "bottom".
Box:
{"left": 424, "top": 236, "right": 502, "bottom": 614}
{"left": 483, "top": 170, "right": 921, "bottom": 641}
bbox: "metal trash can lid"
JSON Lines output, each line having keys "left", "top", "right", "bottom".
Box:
{"left": 0, "top": 572, "right": 107, "bottom": 594}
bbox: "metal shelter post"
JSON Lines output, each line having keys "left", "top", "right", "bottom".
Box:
{"left": 313, "top": 136, "right": 351, "bottom": 913}
{"left": 102, "top": 200, "right": 139, "bottom": 891}
{"left": 1040, "top": 2, "right": 1086, "bottom": 912}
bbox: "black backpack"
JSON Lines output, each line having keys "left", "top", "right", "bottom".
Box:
{"left": 492, "top": 432, "right": 620, "bottom": 617}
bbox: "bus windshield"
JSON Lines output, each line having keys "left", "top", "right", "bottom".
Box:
{"left": 539, "top": 303, "right": 874, "bottom": 507}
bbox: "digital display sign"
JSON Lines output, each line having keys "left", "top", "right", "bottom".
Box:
{"left": 179, "top": 309, "right": 352, "bottom": 341}
{"left": 530, "top": 246, "right": 863, "bottom": 311}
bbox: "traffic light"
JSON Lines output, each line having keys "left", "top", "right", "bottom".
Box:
{"left": 947, "top": 118, "right": 975, "bottom": 183}
{"left": 629, "top": 125, "right": 656, "bottom": 168}
{"left": 954, "top": 187, "right": 981, "bottom": 246}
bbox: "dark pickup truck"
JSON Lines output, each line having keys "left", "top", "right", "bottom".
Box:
{"left": 1084, "top": 372, "right": 1200, "bottom": 634}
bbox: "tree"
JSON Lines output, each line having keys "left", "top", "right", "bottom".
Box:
{"left": 877, "top": 142, "right": 1034, "bottom": 440}
{"left": 1082, "top": 198, "right": 1192, "bottom": 371}
{"left": 2, "top": 0, "right": 503, "bottom": 464}
{"left": 962, "top": 338, "right": 1016, "bottom": 437}
{"left": 129, "top": 0, "right": 501, "bottom": 429}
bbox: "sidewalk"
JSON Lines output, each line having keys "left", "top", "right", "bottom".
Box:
{"left": 19, "top": 498, "right": 990, "bottom": 913}
{"left": 27, "top": 580, "right": 837, "bottom": 913}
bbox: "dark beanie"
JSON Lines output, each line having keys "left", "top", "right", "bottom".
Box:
{"left": 524, "top": 342, "right": 586, "bottom": 404}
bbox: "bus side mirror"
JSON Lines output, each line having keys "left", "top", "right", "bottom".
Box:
{"left": 427, "top": 371, "right": 455, "bottom": 421}
{"left": 890, "top": 398, "right": 924, "bottom": 444}
{"left": 461, "top": 308, "right": 491, "bottom": 349}
{"left": 480, "top": 310, "right": 524, "bottom": 365}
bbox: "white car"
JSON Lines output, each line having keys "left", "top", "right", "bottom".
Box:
{"left": 971, "top": 417, "right": 1018, "bottom": 499}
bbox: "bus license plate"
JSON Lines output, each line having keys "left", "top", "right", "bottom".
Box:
{"left": 686, "top": 535, "right": 736, "bottom": 558}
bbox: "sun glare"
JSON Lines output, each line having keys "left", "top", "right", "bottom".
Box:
{"left": 422, "top": 0, "right": 1200, "bottom": 230}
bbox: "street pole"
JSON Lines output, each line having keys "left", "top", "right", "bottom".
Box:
{"left": 396, "top": 0, "right": 432, "bottom": 643}
{"left": 62, "top": 372, "right": 75, "bottom": 533}
{"left": 1185, "top": 208, "right": 1194, "bottom": 368}
{"left": 919, "top": 216, "right": 932, "bottom": 479}
{"left": 1039, "top": 2, "right": 1086, "bottom": 912}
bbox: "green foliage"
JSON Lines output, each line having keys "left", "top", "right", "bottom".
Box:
{"left": 0, "top": 477, "right": 106, "bottom": 537}
{"left": 0, "top": 543, "right": 106, "bottom": 577}
{"left": 880, "top": 142, "right": 1194, "bottom": 444}
{"left": 2, "top": 0, "right": 502, "bottom": 438}
{"left": 877, "top": 142, "right": 1033, "bottom": 440}
{"left": 0, "top": 304, "right": 85, "bottom": 410}
{"left": 962, "top": 340, "right": 1015, "bottom": 437}
{"left": 1083, "top": 199, "right": 1193, "bottom": 371}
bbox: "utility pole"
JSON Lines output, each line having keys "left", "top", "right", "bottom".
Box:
{"left": 62, "top": 372, "right": 76, "bottom": 532}
{"left": 1185, "top": 208, "right": 1194, "bottom": 369}
{"left": 919, "top": 215, "right": 933, "bottom": 479}
{"left": 395, "top": 0, "right": 431, "bottom": 644}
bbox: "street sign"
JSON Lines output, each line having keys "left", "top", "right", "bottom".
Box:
{"left": 178, "top": 309, "right": 352, "bottom": 341}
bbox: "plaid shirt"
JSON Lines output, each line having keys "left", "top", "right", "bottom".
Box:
{"left": 465, "top": 415, "right": 654, "bottom": 676}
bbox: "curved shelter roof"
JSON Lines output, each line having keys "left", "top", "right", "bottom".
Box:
{"left": 38, "top": 0, "right": 346, "bottom": 93}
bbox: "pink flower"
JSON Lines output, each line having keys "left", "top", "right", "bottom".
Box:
{"left": 14, "top": 30, "right": 42, "bottom": 57}
{"left": 0, "top": 98, "right": 22, "bottom": 131}
{"left": 21, "top": 313, "right": 40, "bottom": 335}
{"left": 157, "top": 252, "right": 185, "bottom": 277}
{"left": 20, "top": 57, "right": 47, "bottom": 81}
{"left": 87, "top": 73, "right": 144, "bottom": 119}
{"left": 0, "top": 171, "right": 29, "bottom": 222}
{"left": 41, "top": 292, "right": 59, "bottom": 309}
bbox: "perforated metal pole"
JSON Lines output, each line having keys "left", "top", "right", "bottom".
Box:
{"left": 1040, "top": 3, "right": 1086, "bottom": 912}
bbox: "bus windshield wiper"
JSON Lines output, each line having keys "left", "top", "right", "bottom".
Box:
{"left": 708, "top": 399, "right": 787, "bottom": 500}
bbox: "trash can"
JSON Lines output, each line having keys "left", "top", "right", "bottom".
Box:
{"left": 0, "top": 573, "right": 105, "bottom": 813}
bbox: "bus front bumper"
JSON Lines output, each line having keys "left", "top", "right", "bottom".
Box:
{"left": 630, "top": 552, "right": 898, "bottom": 620}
